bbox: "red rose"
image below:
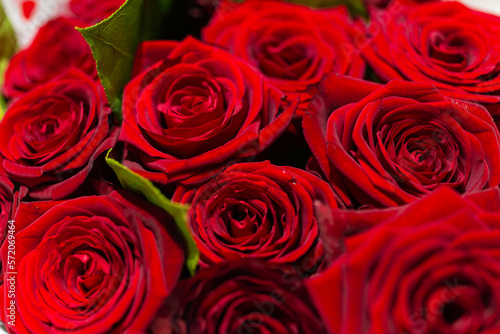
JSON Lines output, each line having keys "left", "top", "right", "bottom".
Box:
{"left": 363, "top": 1, "right": 500, "bottom": 115}
{"left": 0, "top": 69, "right": 119, "bottom": 200}
{"left": 119, "top": 37, "right": 296, "bottom": 185}
{"left": 3, "top": 17, "right": 98, "bottom": 99}
{"left": 202, "top": 0, "right": 366, "bottom": 116}
{"left": 151, "top": 260, "right": 327, "bottom": 334}
{"left": 308, "top": 187, "right": 500, "bottom": 334}
{"left": 172, "top": 161, "right": 342, "bottom": 275}
{"left": 0, "top": 190, "right": 185, "bottom": 333}
{"left": 69, "top": 0, "right": 125, "bottom": 25}
{"left": 303, "top": 74, "right": 500, "bottom": 208}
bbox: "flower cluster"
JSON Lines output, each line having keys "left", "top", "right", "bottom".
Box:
{"left": 0, "top": 0, "right": 500, "bottom": 333}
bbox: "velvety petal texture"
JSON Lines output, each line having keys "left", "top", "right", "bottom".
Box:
{"left": 0, "top": 166, "right": 13, "bottom": 275}
{"left": 69, "top": 0, "right": 125, "bottom": 25}
{"left": 364, "top": 0, "right": 437, "bottom": 8}
{"left": 173, "top": 161, "right": 342, "bottom": 275}
{"left": 303, "top": 74, "right": 500, "bottom": 208}
{"left": 3, "top": 17, "right": 98, "bottom": 99}
{"left": 151, "top": 260, "right": 327, "bottom": 334}
{"left": 0, "top": 69, "right": 119, "bottom": 200}
{"left": 0, "top": 190, "right": 185, "bottom": 333}
{"left": 308, "top": 187, "right": 500, "bottom": 334}
{"left": 203, "top": 0, "right": 366, "bottom": 116}
{"left": 119, "top": 37, "right": 296, "bottom": 185}
{"left": 0, "top": 167, "right": 13, "bottom": 238}
{"left": 363, "top": 0, "right": 500, "bottom": 114}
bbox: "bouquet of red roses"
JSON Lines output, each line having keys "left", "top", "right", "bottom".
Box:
{"left": 0, "top": 0, "right": 499, "bottom": 333}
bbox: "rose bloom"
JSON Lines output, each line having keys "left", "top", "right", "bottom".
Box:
{"left": 363, "top": 0, "right": 500, "bottom": 115}
{"left": 151, "top": 260, "right": 327, "bottom": 334}
{"left": 303, "top": 74, "right": 500, "bottom": 208}
{"left": 119, "top": 37, "right": 296, "bottom": 186}
{"left": 69, "top": 0, "right": 125, "bottom": 24}
{"left": 3, "top": 17, "right": 97, "bottom": 99}
{"left": 172, "top": 161, "right": 341, "bottom": 275}
{"left": 0, "top": 190, "right": 185, "bottom": 333}
{"left": 202, "top": 0, "right": 366, "bottom": 116}
{"left": 0, "top": 69, "right": 119, "bottom": 200}
{"left": 308, "top": 187, "right": 500, "bottom": 333}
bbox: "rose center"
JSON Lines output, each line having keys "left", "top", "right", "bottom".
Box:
{"left": 381, "top": 121, "right": 460, "bottom": 190}
{"left": 158, "top": 76, "right": 224, "bottom": 129}
{"left": 427, "top": 30, "right": 472, "bottom": 70}
{"left": 442, "top": 302, "right": 466, "bottom": 324}
{"left": 225, "top": 203, "right": 260, "bottom": 238}
{"left": 65, "top": 250, "right": 109, "bottom": 297}
{"left": 257, "top": 38, "right": 312, "bottom": 80}
{"left": 31, "top": 117, "right": 60, "bottom": 141}
{"left": 26, "top": 99, "right": 76, "bottom": 142}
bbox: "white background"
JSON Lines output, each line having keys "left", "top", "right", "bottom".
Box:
{"left": 453, "top": 0, "right": 500, "bottom": 16}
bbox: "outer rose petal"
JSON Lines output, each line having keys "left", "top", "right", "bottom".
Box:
{"left": 0, "top": 169, "right": 13, "bottom": 288}
{"left": 69, "top": 0, "right": 125, "bottom": 25}
{"left": 3, "top": 17, "right": 98, "bottom": 99}
{"left": 132, "top": 41, "right": 180, "bottom": 77}
{"left": 307, "top": 187, "right": 500, "bottom": 334}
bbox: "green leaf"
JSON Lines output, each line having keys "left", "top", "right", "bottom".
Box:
{"left": 0, "top": 1, "right": 17, "bottom": 112}
{"left": 77, "top": 0, "right": 143, "bottom": 118}
{"left": 106, "top": 150, "right": 199, "bottom": 276}
{"left": 0, "top": 3, "right": 16, "bottom": 60}
{"left": 0, "top": 96, "right": 6, "bottom": 121}
{"left": 0, "top": 58, "right": 8, "bottom": 120}
{"left": 77, "top": 0, "right": 175, "bottom": 120}
{"left": 0, "top": 3, "right": 17, "bottom": 121}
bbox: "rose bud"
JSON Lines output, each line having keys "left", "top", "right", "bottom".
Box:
{"left": 119, "top": 36, "right": 296, "bottom": 186}
{"left": 202, "top": 0, "right": 366, "bottom": 117}
{"left": 0, "top": 68, "right": 119, "bottom": 200}
{"left": 363, "top": 0, "right": 500, "bottom": 116}
{"left": 308, "top": 186, "right": 500, "bottom": 334}
{"left": 3, "top": 17, "right": 98, "bottom": 99}
{"left": 0, "top": 190, "right": 185, "bottom": 333}
{"left": 303, "top": 74, "right": 500, "bottom": 208}
{"left": 151, "top": 260, "right": 328, "bottom": 334}
{"left": 173, "top": 161, "right": 342, "bottom": 275}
